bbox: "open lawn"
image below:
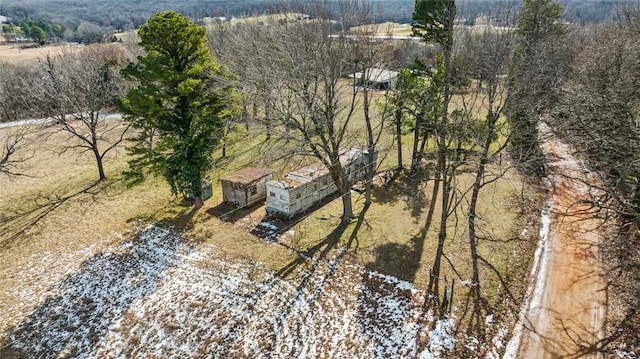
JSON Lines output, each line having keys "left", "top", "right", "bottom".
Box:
{"left": 0, "top": 94, "right": 540, "bottom": 355}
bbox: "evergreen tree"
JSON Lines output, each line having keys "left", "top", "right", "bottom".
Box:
{"left": 412, "top": 0, "right": 456, "bottom": 51}
{"left": 22, "top": 20, "right": 47, "bottom": 45}
{"left": 506, "top": 0, "right": 567, "bottom": 175}
{"left": 119, "top": 11, "right": 238, "bottom": 207}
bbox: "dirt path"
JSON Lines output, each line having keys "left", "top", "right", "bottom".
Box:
{"left": 505, "top": 123, "right": 607, "bottom": 358}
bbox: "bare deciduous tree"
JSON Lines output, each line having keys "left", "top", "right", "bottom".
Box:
{"left": 454, "top": 18, "right": 516, "bottom": 341}
{"left": 0, "top": 63, "right": 44, "bottom": 122}
{"left": 217, "top": 1, "right": 388, "bottom": 222}
{"left": 412, "top": 0, "right": 458, "bottom": 303}
{"left": 0, "top": 126, "right": 34, "bottom": 177}
{"left": 31, "top": 44, "right": 130, "bottom": 181}
{"left": 505, "top": 0, "right": 569, "bottom": 176}
{"left": 550, "top": 4, "right": 640, "bottom": 351}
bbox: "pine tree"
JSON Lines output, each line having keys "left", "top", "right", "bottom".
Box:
{"left": 119, "top": 11, "right": 238, "bottom": 207}
{"left": 506, "top": 0, "right": 567, "bottom": 175}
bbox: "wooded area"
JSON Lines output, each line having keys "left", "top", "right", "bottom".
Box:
{"left": 0, "top": 0, "right": 629, "bottom": 42}
{"left": 1, "top": 0, "right": 639, "bottom": 357}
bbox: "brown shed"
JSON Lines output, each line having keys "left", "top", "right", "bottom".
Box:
{"left": 220, "top": 167, "right": 275, "bottom": 207}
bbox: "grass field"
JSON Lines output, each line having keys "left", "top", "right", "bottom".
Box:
{"left": 0, "top": 42, "right": 65, "bottom": 64}
{"left": 0, "top": 82, "right": 540, "bottom": 356}
{"left": 0, "top": 53, "right": 538, "bottom": 358}
{"left": 349, "top": 22, "right": 414, "bottom": 37}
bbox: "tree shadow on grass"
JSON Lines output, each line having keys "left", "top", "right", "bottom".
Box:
{"left": 194, "top": 206, "right": 370, "bottom": 354}
{"left": 364, "top": 237, "right": 423, "bottom": 283}
{"left": 0, "top": 180, "right": 105, "bottom": 249}
{"left": 371, "top": 171, "right": 429, "bottom": 219}
{"left": 206, "top": 201, "right": 264, "bottom": 224}
{"left": 0, "top": 225, "right": 189, "bottom": 358}
{"left": 270, "top": 205, "right": 370, "bottom": 310}
{"left": 249, "top": 191, "right": 343, "bottom": 242}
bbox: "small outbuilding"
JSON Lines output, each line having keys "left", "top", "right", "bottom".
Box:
{"left": 220, "top": 167, "right": 275, "bottom": 207}
{"left": 350, "top": 68, "right": 399, "bottom": 90}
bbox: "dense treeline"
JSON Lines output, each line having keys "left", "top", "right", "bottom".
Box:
{"left": 0, "top": 0, "right": 632, "bottom": 32}
{"left": 0, "top": 1, "right": 276, "bottom": 31}
{"left": 548, "top": 3, "right": 640, "bottom": 351}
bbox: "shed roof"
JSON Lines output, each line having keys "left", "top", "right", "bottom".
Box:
{"left": 220, "top": 167, "right": 275, "bottom": 185}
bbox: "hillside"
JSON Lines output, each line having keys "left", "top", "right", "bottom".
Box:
{"left": 0, "top": 0, "right": 631, "bottom": 30}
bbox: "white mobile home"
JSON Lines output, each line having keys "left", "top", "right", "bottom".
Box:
{"left": 266, "top": 147, "right": 377, "bottom": 218}
{"left": 266, "top": 163, "right": 337, "bottom": 218}
{"left": 339, "top": 147, "right": 378, "bottom": 182}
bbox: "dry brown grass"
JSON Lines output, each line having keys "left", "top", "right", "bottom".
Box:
{"left": 0, "top": 85, "right": 539, "bottom": 341}
{"left": 349, "top": 22, "right": 413, "bottom": 37}
{"left": 0, "top": 42, "right": 70, "bottom": 64}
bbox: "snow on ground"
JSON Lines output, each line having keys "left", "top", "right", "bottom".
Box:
{"left": 1, "top": 225, "right": 456, "bottom": 358}
{"left": 503, "top": 200, "right": 553, "bottom": 359}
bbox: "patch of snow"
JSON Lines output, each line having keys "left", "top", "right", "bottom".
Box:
{"left": 615, "top": 349, "right": 638, "bottom": 359}
{"left": 486, "top": 314, "right": 494, "bottom": 325}
{"left": 504, "top": 200, "right": 553, "bottom": 359}
{"left": 519, "top": 227, "right": 528, "bottom": 238}
{"left": 258, "top": 221, "right": 279, "bottom": 231}
{"left": 3, "top": 225, "right": 457, "bottom": 358}
{"left": 423, "top": 318, "right": 456, "bottom": 356}
{"left": 464, "top": 335, "right": 480, "bottom": 352}
{"left": 488, "top": 325, "right": 509, "bottom": 359}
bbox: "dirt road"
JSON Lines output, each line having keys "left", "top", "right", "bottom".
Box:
{"left": 505, "top": 124, "right": 607, "bottom": 358}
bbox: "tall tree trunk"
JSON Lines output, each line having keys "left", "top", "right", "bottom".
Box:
{"left": 363, "top": 73, "right": 375, "bottom": 206}
{"left": 467, "top": 134, "right": 490, "bottom": 328}
{"left": 418, "top": 120, "right": 429, "bottom": 156}
{"left": 411, "top": 112, "right": 423, "bottom": 173}
{"left": 242, "top": 103, "right": 249, "bottom": 131}
{"left": 93, "top": 147, "right": 106, "bottom": 181}
{"left": 341, "top": 187, "right": 354, "bottom": 222}
{"left": 333, "top": 163, "right": 354, "bottom": 223}
{"left": 395, "top": 105, "right": 403, "bottom": 171}
{"left": 265, "top": 100, "right": 271, "bottom": 140}
{"left": 222, "top": 123, "right": 228, "bottom": 157}
{"left": 193, "top": 196, "right": 203, "bottom": 209}
{"left": 430, "top": 2, "right": 456, "bottom": 305}
{"left": 192, "top": 176, "right": 203, "bottom": 209}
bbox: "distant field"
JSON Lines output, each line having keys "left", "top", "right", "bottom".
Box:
{"left": 0, "top": 38, "right": 89, "bottom": 64}
{"left": 350, "top": 22, "right": 414, "bottom": 37}
{"left": 0, "top": 43, "right": 59, "bottom": 63}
